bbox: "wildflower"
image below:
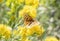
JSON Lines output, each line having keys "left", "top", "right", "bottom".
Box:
{"left": 0, "top": 24, "right": 12, "bottom": 39}
{"left": 20, "top": 27, "right": 27, "bottom": 36}
{"left": 26, "top": 25, "right": 45, "bottom": 36}
{"left": 19, "top": 5, "right": 37, "bottom": 18}
{"left": 3, "top": 27, "right": 12, "bottom": 39}
{"left": 6, "top": 0, "right": 11, "bottom": 7}
{"left": 18, "top": 26, "right": 27, "bottom": 36}
{"left": 0, "top": 0, "right": 3, "bottom": 3}
{"left": 13, "top": 30, "right": 18, "bottom": 36}
{"left": 16, "top": 0, "right": 24, "bottom": 4}
{"left": 59, "top": 39, "right": 60, "bottom": 41}
{"left": 18, "top": 26, "right": 27, "bottom": 41}
{"left": 25, "top": 0, "right": 39, "bottom": 8}
{"left": 45, "top": 36, "right": 58, "bottom": 41}
{"left": 25, "top": 38, "right": 31, "bottom": 41}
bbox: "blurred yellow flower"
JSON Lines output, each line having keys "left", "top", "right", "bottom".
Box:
{"left": 6, "top": 0, "right": 11, "bottom": 7}
{"left": 45, "top": 36, "right": 58, "bottom": 41}
{"left": 0, "top": 0, "right": 3, "bottom": 3}
{"left": 18, "top": 26, "right": 23, "bottom": 30}
{"left": 0, "top": 24, "right": 12, "bottom": 39}
{"left": 13, "top": 30, "right": 18, "bottom": 36}
{"left": 16, "top": 0, "right": 24, "bottom": 4}
{"left": 25, "top": 38, "right": 31, "bottom": 41}
{"left": 34, "top": 25, "right": 45, "bottom": 36}
{"left": 26, "top": 26, "right": 35, "bottom": 36}
{"left": 25, "top": 0, "right": 39, "bottom": 8}
{"left": 0, "top": 24, "right": 6, "bottom": 34}
{"left": 20, "top": 36, "right": 31, "bottom": 41}
{"left": 19, "top": 5, "right": 37, "bottom": 18}
{"left": 26, "top": 25, "right": 45, "bottom": 36}
{"left": 59, "top": 39, "right": 60, "bottom": 41}
{"left": 19, "top": 27, "right": 27, "bottom": 36}
{"left": 4, "top": 27, "right": 12, "bottom": 39}
{"left": 17, "top": 25, "right": 44, "bottom": 41}
{"left": 18, "top": 27, "right": 27, "bottom": 41}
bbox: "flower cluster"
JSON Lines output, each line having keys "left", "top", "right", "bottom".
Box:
{"left": 6, "top": 0, "right": 39, "bottom": 8}
{"left": 5, "top": 0, "right": 39, "bottom": 15}
{"left": 45, "top": 36, "right": 58, "bottom": 41}
{"left": 0, "top": 24, "right": 12, "bottom": 39}
{"left": 25, "top": 0, "right": 39, "bottom": 8}
{"left": 19, "top": 5, "right": 37, "bottom": 18}
{"left": 13, "top": 24, "right": 44, "bottom": 41}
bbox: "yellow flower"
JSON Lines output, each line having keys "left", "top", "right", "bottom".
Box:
{"left": 13, "top": 30, "right": 18, "bottom": 36}
{"left": 59, "top": 39, "right": 60, "bottom": 41}
{"left": 6, "top": 0, "right": 11, "bottom": 7}
{"left": 19, "top": 5, "right": 37, "bottom": 18}
{"left": 25, "top": 0, "right": 39, "bottom": 8}
{"left": 20, "top": 28, "right": 27, "bottom": 41}
{"left": 16, "top": 0, "right": 24, "bottom": 4}
{"left": 4, "top": 27, "right": 12, "bottom": 39}
{"left": 18, "top": 26, "right": 31, "bottom": 41}
{"left": 18, "top": 27, "right": 27, "bottom": 36}
{"left": 0, "top": 24, "right": 6, "bottom": 34}
{"left": 45, "top": 36, "right": 58, "bottom": 41}
{"left": 25, "top": 38, "right": 31, "bottom": 41}
{"left": 17, "top": 26, "right": 24, "bottom": 31}
{"left": 0, "top": 0, "right": 3, "bottom": 3}
{"left": 13, "top": 26, "right": 25, "bottom": 37}
{"left": 18, "top": 25, "right": 44, "bottom": 40}
{"left": 0, "top": 24, "right": 12, "bottom": 39}
{"left": 26, "top": 26, "right": 35, "bottom": 36}
{"left": 20, "top": 37, "right": 31, "bottom": 41}
{"left": 34, "top": 25, "right": 45, "bottom": 36}
{"left": 26, "top": 25, "right": 45, "bottom": 36}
